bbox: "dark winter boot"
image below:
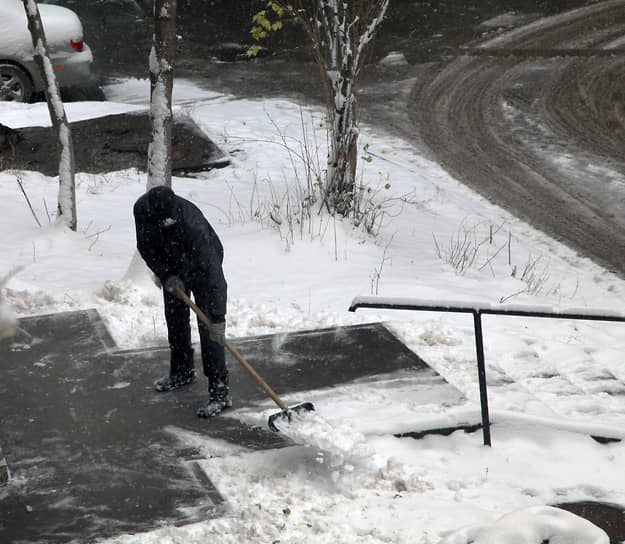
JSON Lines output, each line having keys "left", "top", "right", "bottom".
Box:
{"left": 154, "top": 369, "right": 196, "bottom": 392}
{"left": 197, "top": 385, "right": 232, "bottom": 418}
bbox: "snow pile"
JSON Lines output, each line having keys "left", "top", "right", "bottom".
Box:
{"left": 0, "top": 302, "right": 17, "bottom": 339}
{"left": 0, "top": 268, "right": 19, "bottom": 339}
{"left": 442, "top": 505, "right": 608, "bottom": 544}
{"left": 270, "top": 408, "right": 374, "bottom": 471}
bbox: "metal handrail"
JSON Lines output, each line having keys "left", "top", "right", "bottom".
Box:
{"left": 349, "top": 296, "right": 625, "bottom": 446}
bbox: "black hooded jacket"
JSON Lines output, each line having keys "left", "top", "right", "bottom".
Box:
{"left": 133, "top": 186, "right": 227, "bottom": 318}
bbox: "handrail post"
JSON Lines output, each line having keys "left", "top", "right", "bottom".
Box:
{"left": 473, "top": 311, "right": 492, "bottom": 446}
{"left": 0, "top": 446, "right": 9, "bottom": 486}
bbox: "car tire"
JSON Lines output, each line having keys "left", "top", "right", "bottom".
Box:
{"left": 0, "top": 64, "right": 34, "bottom": 103}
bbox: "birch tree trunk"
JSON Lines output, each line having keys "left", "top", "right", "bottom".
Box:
{"left": 266, "top": 0, "right": 388, "bottom": 217}
{"left": 22, "top": 0, "right": 77, "bottom": 231}
{"left": 147, "top": 0, "right": 177, "bottom": 191}
{"left": 124, "top": 0, "right": 177, "bottom": 281}
{"left": 316, "top": 0, "right": 388, "bottom": 216}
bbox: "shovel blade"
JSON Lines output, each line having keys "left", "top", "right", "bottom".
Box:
{"left": 268, "top": 402, "right": 315, "bottom": 432}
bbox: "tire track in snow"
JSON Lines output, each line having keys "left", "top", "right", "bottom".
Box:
{"left": 412, "top": 0, "right": 625, "bottom": 276}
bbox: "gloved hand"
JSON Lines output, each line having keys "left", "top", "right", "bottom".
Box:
{"left": 164, "top": 276, "right": 185, "bottom": 296}
{"left": 209, "top": 321, "right": 226, "bottom": 346}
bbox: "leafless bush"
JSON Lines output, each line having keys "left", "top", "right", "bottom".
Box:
{"left": 500, "top": 255, "right": 557, "bottom": 302}
{"left": 229, "top": 110, "right": 396, "bottom": 251}
{"left": 370, "top": 233, "right": 395, "bottom": 294}
{"left": 433, "top": 219, "right": 574, "bottom": 302}
{"left": 16, "top": 174, "right": 42, "bottom": 227}
{"left": 433, "top": 220, "right": 509, "bottom": 276}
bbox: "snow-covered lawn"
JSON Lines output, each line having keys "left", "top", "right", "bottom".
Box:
{"left": 1, "top": 78, "right": 625, "bottom": 543}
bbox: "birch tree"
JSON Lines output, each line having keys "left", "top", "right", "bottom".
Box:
{"left": 124, "top": 0, "right": 177, "bottom": 281}
{"left": 252, "top": 0, "right": 389, "bottom": 216}
{"left": 22, "top": 0, "right": 77, "bottom": 230}
{"left": 147, "top": 0, "right": 177, "bottom": 190}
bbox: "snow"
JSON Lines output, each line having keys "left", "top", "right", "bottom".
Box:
{"left": 379, "top": 51, "right": 409, "bottom": 67}
{"left": 479, "top": 0, "right": 621, "bottom": 50}
{"left": 0, "top": 0, "right": 84, "bottom": 60}
{"left": 0, "top": 100, "right": 144, "bottom": 128}
{"left": 2, "top": 77, "right": 625, "bottom": 542}
{"left": 0, "top": 267, "right": 19, "bottom": 338}
{"left": 441, "top": 505, "right": 608, "bottom": 544}
{"left": 0, "top": 301, "right": 17, "bottom": 339}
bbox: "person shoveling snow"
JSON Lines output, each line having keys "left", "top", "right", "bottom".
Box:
{"left": 133, "top": 186, "right": 315, "bottom": 426}
{"left": 133, "top": 186, "right": 231, "bottom": 418}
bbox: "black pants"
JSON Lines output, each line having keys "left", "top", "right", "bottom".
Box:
{"left": 163, "top": 287, "right": 228, "bottom": 393}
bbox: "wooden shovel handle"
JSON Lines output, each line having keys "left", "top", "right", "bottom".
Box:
{"left": 176, "top": 288, "right": 288, "bottom": 411}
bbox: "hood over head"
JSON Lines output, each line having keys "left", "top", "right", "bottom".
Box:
{"left": 147, "top": 186, "right": 178, "bottom": 225}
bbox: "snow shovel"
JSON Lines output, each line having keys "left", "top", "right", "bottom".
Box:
{"left": 176, "top": 288, "right": 315, "bottom": 432}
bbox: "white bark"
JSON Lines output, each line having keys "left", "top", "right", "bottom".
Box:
{"left": 22, "top": 0, "right": 77, "bottom": 231}
{"left": 126, "top": 0, "right": 177, "bottom": 281}
{"left": 147, "top": 0, "right": 177, "bottom": 191}
{"left": 285, "top": 0, "right": 389, "bottom": 215}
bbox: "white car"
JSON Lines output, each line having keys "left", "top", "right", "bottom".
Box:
{"left": 0, "top": 0, "right": 94, "bottom": 102}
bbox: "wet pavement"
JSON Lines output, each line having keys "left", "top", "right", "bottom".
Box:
{"left": 59, "top": 0, "right": 591, "bottom": 75}
{"left": 0, "top": 310, "right": 467, "bottom": 543}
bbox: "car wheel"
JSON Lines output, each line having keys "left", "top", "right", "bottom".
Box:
{"left": 0, "top": 64, "right": 34, "bottom": 103}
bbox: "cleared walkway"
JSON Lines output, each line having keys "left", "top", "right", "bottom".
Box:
{"left": 0, "top": 310, "right": 467, "bottom": 543}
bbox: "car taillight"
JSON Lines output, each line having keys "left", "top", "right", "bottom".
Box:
{"left": 70, "top": 39, "right": 84, "bottom": 52}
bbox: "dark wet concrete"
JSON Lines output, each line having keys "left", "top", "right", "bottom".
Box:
{"left": 1, "top": 113, "right": 228, "bottom": 176}
{"left": 556, "top": 501, "right": 625, "bottom": 544}
{"left": 55, "top": 0, "right": 592, "bottom": 76}
{"left": 0, "top": 310, "right": 466, "bottom": 543}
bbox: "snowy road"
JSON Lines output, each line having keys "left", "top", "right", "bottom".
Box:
{"left": 412, "top": 0, "right": 625, "bottom": 275}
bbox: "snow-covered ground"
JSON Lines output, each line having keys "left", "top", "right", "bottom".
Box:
{"left": 2, "top": 78, "right": 625, "bottom": 543}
